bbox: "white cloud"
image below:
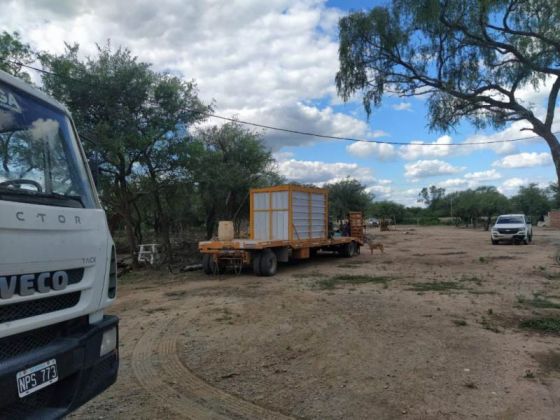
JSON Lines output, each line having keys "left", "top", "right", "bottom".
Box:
{"left": 437, "top": 178, "right": 469, "bottom": 189}
{"left": 492, "top": 152, "right": 552, "bottom": 169}
{"left": 498, "top": 177, "right": 528, "bottom": 196}
{"left": 371, "top": 130, "right": 390, "bottom": 138}
{"left": 273, "top": 154, "right": 398, "bottom": 200}
{"left": 514, "top": 76, "right": 555, "bottom": 111}
{"left": 346, "top": 141, "right": 396, "bottom": 160}
{"left": 404, "top": 159, "right": 465, "bottom": 179}
{"left": 399, "top": 135, "right": 453, "bottom": 160}
{"left": 275, "top": 158, "right": 374, "bottom": 185}
{"left": 461, "top": 121, "right": 532, "bottom": 154}
{"left": 392, "top": 102, "right": 412, "bottom": 111}
{"left": 388, "top": 188, "right": 422, "bottom": 207}
{"left": 2, "top": 0, "right": 368, "bottom": 150}
{"left": 464, "top": 169, "right": 502, "bottom": 181}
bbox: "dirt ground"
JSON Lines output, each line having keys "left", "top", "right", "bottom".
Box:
{"left": 71, "top": 226, "right": 560, "bottom": 420}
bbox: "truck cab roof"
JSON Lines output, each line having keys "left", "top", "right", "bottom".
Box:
{"left": 0, "top": 68, "right": 71, "bottom": 116}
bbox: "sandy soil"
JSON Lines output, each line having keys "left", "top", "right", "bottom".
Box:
{"left": 71, "top": 226, "right": 560, "bottom": 420}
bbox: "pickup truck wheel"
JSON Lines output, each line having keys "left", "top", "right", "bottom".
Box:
{"left": 260, "top": 249, "right": 277, "bottom": 276}
{"left": 523, "top": 238, "right": 529, "bottom": 245}
{"left": 491, "top": 239, "right": 497, "bottom": 245}
{"left": 252, "top": 253, "right": 263, "bottom": 276}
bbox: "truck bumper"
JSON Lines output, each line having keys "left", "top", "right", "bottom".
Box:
{"left": 491, "top": 233, "right": 526, "bottom": 242}
{"left": 0, "top": 315, "right": 118, "bottom": 419}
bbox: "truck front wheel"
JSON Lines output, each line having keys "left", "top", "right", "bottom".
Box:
{"left": 260, "top": 249, "right": 278, "bottom": 276}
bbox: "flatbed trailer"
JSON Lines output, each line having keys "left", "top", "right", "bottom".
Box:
{"left": 199, "top": 185, "right": 365, "bottom": 276}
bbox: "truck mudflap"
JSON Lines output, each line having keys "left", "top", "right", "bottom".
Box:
{"left": 0, "top": 315, "right": 119, "bottom": 419}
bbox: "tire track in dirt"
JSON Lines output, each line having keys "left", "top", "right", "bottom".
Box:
{"left": 132, "top": 311, "right": 293, "bottom": 419}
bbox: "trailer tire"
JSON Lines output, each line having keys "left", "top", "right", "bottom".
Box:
{"left": 252, "top": 253, "right": 263, "bottom": 276}
{"left": 346, "top": 242, "right": 357, "bottom": 258}
{"left": 202, "top": 254, "right": 217, "bottom": 275}
{"left": 260, "top": 249, "right": 278, "bottom": 277}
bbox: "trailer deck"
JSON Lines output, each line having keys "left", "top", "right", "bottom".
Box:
{"left": 198, "top": 185, "right": 365, "bottom": 276}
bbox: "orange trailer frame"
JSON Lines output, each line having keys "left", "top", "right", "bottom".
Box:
{"left": 199, "top": 185, "right": 364, "bottom": 276}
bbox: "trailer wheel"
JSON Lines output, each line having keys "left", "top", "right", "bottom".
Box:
{"left": 341, "top": 242, "right": 356, "bottom": 258}
{"left": 252, "top": 253, "right": 263, "bottom": 276}
{"left": 202, "top": 254, "right": 218, "bottom": 275}
{"left": 260, "top": 249, "right": 278, "bottom": 276}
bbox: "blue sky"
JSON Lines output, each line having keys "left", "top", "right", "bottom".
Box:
{"left": 2, "top": 0, "right": 556, "bottom": 205}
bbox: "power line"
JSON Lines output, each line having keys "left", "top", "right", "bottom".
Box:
{"left": 203, "top": 113, "right": 553, "bottom": 146}
{"left": 7, "top": 59, "right": 556, "bottom": 147}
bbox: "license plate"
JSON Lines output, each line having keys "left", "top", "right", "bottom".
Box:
{"left": 16, "top": 359, "right": 58, "bottom": 398}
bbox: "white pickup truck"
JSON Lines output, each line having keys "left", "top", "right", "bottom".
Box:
{"left": 491, "top": 214, "right": 532, "bottom": 245}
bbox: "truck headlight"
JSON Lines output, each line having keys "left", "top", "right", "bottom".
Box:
{"left": 100, "top": 327, "right": 117, "bottom": 357}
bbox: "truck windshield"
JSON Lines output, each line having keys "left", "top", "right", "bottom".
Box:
{"left": 0, "top": 81, "right": 95, "bottom": 208}
{"left": 496, "top": 216, "right": 524, "bottom": 224}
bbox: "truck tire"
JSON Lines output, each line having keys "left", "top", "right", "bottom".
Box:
{"left": 523, "top": 237, "right": 529, "bottom": 245}
{"left": 491, "top": 239, "right": 497, "bottom": 245}
{"left": 252, "top": 253, "right": 263, "bottom": 276}
{"left": 259, "top": 249, "right": 278, "bottom": 276}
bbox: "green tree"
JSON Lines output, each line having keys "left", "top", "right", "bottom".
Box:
{"left": 0, "top": 31, "right": 33, "bottom": 82}
{"left": 475, "top": 186, "right": 510, "bottom": 230}
{"left": 370, "top": 200, "right": 406, "bottom": 223}
{"left": 510, "top": 183, "right": 551, "bottom": 221}
{"left": 336, "top": 1, "right": 560, "bottom": 187}
{"left": 452, "top": 189, "right": 480, "bottom": 227}
{"left": 325, "top": 178, "right": 374, "bottom": 221}
{"left": 188, "top": 122, "right": 276, "bottom": 239}
{"left": 548, "top": 182, "right": 560, "bottom": 209}
{"left": 418, "top": 185, "right": 447, "bottom": 215}
{"left": 40, "top": 43, "right": 209, "bottom": 261}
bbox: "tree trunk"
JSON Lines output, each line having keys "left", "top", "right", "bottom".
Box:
{"left": 205, "top": 208, "right": 216, "bottom": 240}
{"left": 121, "top": 195, "right": 138, "bottom": 266}
{"left": 544, "top": 133, "right": 560, "bottom": 188}
{"left": 145, "top": 161, "right": 173, "bottom": 264}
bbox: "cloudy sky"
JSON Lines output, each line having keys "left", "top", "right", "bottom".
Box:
{"left": 2, "top": 0, "right": 556, "bottom": 205}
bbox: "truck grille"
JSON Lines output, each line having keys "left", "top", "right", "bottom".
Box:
{"left": 0, "top": 292, "right": 81, "bottom": 323}
{"left": 498, "top": 228, "right": 518, "bottom": 234}
{"left": 0, "top": 324, "right": 61, "bottom": 362}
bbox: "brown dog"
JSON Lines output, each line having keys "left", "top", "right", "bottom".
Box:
{"left": 368, "top": 242, "right": 384, "bottom": 254}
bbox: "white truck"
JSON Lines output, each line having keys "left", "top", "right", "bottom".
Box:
{"left": 0, "top": 70, "right": 118, "bottom": 417}
{"left": 491, "top": 214, "right": 533, "bottom": 245}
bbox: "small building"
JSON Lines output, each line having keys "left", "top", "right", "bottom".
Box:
{"left": 549, "top": 210, "right": 560, "bottom": 228}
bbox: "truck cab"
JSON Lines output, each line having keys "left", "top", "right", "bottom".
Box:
{"left": 0, "top": 70, "right": 118, "bottom": 417}
{"left": 491, "top": 214, "right": 533, "bottom": 245}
